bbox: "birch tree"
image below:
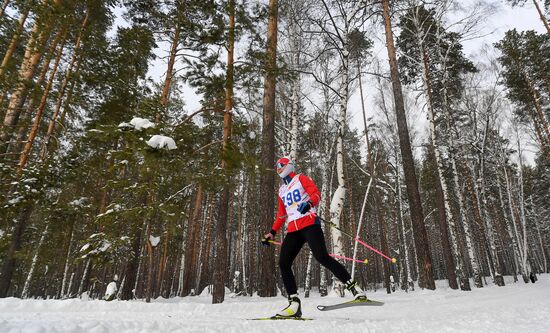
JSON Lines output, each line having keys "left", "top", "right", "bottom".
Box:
{"left": 381, "top": 0, "right": 435, "bottom": 290}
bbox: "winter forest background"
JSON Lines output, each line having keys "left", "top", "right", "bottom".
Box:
{"left": 0, "top": 0, "right": 549, "bottom": 305}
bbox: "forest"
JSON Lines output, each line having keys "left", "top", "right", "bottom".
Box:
{"left": 0, "top": 0, "right": 549, "bottom": 305}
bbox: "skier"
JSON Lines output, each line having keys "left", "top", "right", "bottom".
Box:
{"left": 262, "top": 156, "right": 368, "bottom": 318}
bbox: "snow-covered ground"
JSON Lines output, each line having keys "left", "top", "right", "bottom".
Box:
{"left": 1, "top": 275, "right": 549, "bottom": 333}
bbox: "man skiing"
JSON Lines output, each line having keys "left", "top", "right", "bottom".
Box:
{"left": 262, "top": 156, "right": 368, "bottom": 319}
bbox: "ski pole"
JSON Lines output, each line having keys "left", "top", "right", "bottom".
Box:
{"left": 263, "top": 239, "right": 368, "bottom": 264}
{"left": 317, "top": 216, "right": 397, "bottom": 264}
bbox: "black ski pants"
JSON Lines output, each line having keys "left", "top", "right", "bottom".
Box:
{"left": 279, "top": 223, "right": 351, "bottom": 296}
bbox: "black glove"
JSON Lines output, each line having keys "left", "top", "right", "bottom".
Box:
{"left": 297, "top": 201, "right": 312, "bottom": 214}
{"left": 261, "top": 230, "right": 276, "bottom": 247}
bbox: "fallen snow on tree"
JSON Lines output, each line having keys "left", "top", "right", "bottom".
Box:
{"left": 146, "top": 135, "right": 177, "bottom": 150}
{"left": 104, "top": 282, "right": 117, "bottom": 300}
{"left": 118, "top": 117, "right": 155, "bottom": 130}
{"left": 69, "top": 197, "right": 88, "bottom": 207}
{"left": 130, "top": 117, "right": 155, "bottom": 130}
{"left": 6, "top": 196, "right": 24, "bottom": 206}
{"left": 96, "top": 204, "right": 123, "bottom": 218}
{"left": 80, "top": 244, "right": 91, "bottom": 253}
{"left": 149, "top": 235, "right": 160, "bottom": 247}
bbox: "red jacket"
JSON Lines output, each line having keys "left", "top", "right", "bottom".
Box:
{"left": 271, "top": 173, "right": 321, "bottom": 234}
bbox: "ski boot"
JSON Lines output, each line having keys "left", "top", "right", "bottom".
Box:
{"left": 345, "top": 280, "right": 368, "bottom": 301}
{"left": 274, "top": 294, "right": 302, "bottom": 318}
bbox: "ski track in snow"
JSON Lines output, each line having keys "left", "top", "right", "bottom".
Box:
{"left": 1, "top": 275, "right": 549, "bottom": 333}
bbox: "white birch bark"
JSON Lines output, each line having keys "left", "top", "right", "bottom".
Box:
{"left": 477, "top": 121, "right": 504, "bottom": 285}
{"left": 351, "top": 176, "right": 373, "bottom": 280}
{"left": 449, "top": 142, "right": 483, "bottom": 287}
{"left": 289, "top": 19, "right": 301, "bottom": 161}
{"left": 507, "top": 168, "right": 527, "bottom": 281}
{"left": 134, "top": 220, "right": 148, "bottom": 296}
{"left": 530, "top": 198, "right": 548, "bottom": 273}
{"left": 304, "top": 251, "right": 313, "bottom": 297}
{"left": 396, "top": 162, "right": 413, "bottom": 290}
{"left": 78, "top": 259, "right": 91, "bottom": 296}
{"left": 417, "top": 38, "right": 469, "bottom": 289}
{"left": 351, "top": 59, "right": 375, "bottom": 281}
{"left": 318, "top": 147, "right": 330, "bottom": 296}
{"left": 177, "top": 237, "right": 185, "bottom": 296}
{"left": 495, "top": 174, "right": 518, "bottom": 281}
{"left": 515, "top": 133, "right": 530, "bottom": 281}
{"left": 240, "top": 173, "right": 248, "bottom": 294}
{"left": 117, "top": 276, "right": 126, "bottom": 299}
{"left": 329, "top": 49, "right": 349, "bottom": 297}
{"left": 21, "top": 224, "right": 49, "bottom": 298}
{"left": 66, "top": 272, "right": 75, "bottom": 298}
{"left": 60, "top": 226, "right": 74, "bottom": 299}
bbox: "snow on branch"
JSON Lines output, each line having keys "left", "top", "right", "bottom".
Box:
{"left": 147, "top": 135, "right": 177, "bottom": 150}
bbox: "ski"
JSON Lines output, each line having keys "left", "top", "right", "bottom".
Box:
{"left": 317, "top": 298, "right": 384, "bottom": 311}
{"left": 250, "top": 315, "right": 314, "bottom": 321}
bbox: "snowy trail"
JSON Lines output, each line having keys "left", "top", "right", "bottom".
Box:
{"left": 1, "top": 275, "right": 549, "bottom": 333}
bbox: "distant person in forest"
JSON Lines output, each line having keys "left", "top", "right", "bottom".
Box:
{"left": 261, "top": 156, "right": 368, "bottom": 318}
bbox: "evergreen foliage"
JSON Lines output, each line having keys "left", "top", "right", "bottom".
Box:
{"left": 0, "top": 0, "right": 548, "bottom": 301}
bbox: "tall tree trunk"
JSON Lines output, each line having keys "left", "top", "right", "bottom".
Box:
{"left": 449, "top": 144, "right": 483, "bottom": 288}
{"left": 158, "top": 25, "right": 181, "bottom": 122}
{"left": 12, "top": 26, "right": 64, "bottom": 157}
{"left": 157, "top": 218, "right": 171, "bottom": 297}
{"left": 120, "top": 221, "right": 143, "bottom": 300}
{"left": 181, "top": 185, "right": 203, "bottom": 295}
{"left": 288, "top": 18, "right": 301, "bottom": 160}
{"left": 213, "top": 0, "right": 235, "bottom": 304}
{"left": 258, "top": 0, "right": 278, "bottom": 297}
{"left": 0, "top": 0, "right": 62, "bottom": 155}
{"left": 21, "top": 223, "right": 49, "bottom": 298}
{"left": 374, "top": 194, "right": 392, "bottom": 293}
{"left": 532, "top": 0, "right": 550, "bottom": 35}
{"left": 145, "top": 220, "right": 154, "bottom": 303}
{"left": 515, "top": 134, "right": 530, "bottom": 282}
{"left": 396, "top": 161, "right": 413, "bottom": 290}
{"left": 40, "top": 7, "right": 89, "bottom": 160}
{"left": 418, "top": 42, "right": 460, "bottom": 290}
{"left": 17, "top": 29, "right": 67, "bottom": 175}
{"left": 330, "top": 45, "right": 349, "bottom": 297}
{"left": 501, "top": 163, "right": 524, "bottom": 278}
{"left": 523, "top": 72, "right": 550, "bottom": 145}
{"left": 239, "top": 173, "right": 249, "bottom": 295}
{"left": 60, "top": 218, "right": 76, "bottom": 299}
{"left": 430, "top": 144, "right": 462, "bottom": 290}
{"left": 381, "top": 0, "right": 434, "bottom": 290}
{"left": 197, "top": 195, "right": 215, "bottom": 293}
{"left": 351, "top": 60, "right": 374, "bottom": 280}
{"left": 77, "top": 258, "right": 92, "bottom": 297}
{"left": 465, "top": 162, "right": 494, "bottom": 282}
{"left": 530, "top": 197, "right": 548, "bottom": 273}
{"left": 0, "top": 204, "right": 33, "bottom": 297}
{"left": 0, "top": 7, "right": 30, "bottom": 79}
{"left": 477, "top": 119, "right": 505, "bottom": 286}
